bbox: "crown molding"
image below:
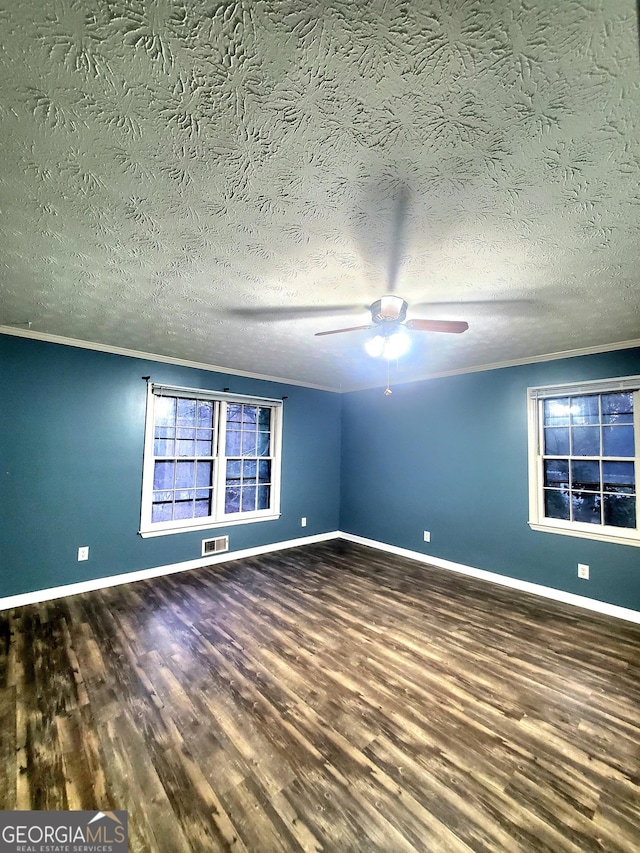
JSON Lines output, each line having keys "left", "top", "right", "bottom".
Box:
{"left": 3, "top": 325, "right": 639, "bottom": 394}
{"left": 0, "top": 326, "right": 337, "bottom": 393}
{"left": 346, "top": 338, "right": 640, "bottom": 392}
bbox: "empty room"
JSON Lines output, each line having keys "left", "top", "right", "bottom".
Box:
{"left": 1, "top": 1, "right": 640, "bottom": 851}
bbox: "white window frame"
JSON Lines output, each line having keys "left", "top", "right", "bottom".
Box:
{"left": 527, "top": 375, "right": 640, "bottom": 547}
{"left": 139, "top": 383, "right": 283, "bottom": 538}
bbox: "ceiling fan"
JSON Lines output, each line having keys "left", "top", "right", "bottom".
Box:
{"left": 229, "top": 184, "right": 472, "bottom": 370}
{"left": 314, "top": 293, "right": 469, "bottom": 349}
{"left": 314, "top": 186, "right": 469, "bottom": 357}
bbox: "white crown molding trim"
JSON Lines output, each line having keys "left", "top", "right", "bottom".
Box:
{"left": 0, "top": 531, "right": 340, "bottom": 612}
{"left": 347, "top": 338, "right": 640, "bottom": 392}
{"left": 3, "top": 326, "right": 639, "bottom": 395}
{"left": 339, "top": 532, "right": 640, "bottom": 625}
{"left": 0, "top": 326, "right": 337, "bottom": 393}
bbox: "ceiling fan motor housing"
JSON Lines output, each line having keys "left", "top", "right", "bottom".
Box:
{"left": 370, "top": 296, "right": 408, "bottom": 326}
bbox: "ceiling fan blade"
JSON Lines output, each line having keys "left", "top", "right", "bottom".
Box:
{"left": 387, "top": 185, "right": 410, "bottom": 294}
{"left": 229, "top": 304, "right": 362, "bottom": 321}
{"left": 315, "top": 324, "right": 374, "bottom": 337}
{"left": 405, "top": 319, "right": 469, "bottom": 334}
{"left": 412, "top": 299, "right": 534, "bottom": 311}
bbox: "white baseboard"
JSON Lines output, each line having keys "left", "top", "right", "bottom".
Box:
{"left": 339, "top": 532, "right": 640, "bottom": 625}
{"left": 0, "top": 531, "right": 340, "bottom": 611}
{"left": 3, "top": 529, "right": 639, "bottom": 625}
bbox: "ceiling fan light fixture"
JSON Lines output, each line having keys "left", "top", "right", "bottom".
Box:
{"left": 364, "top": 329, "right": 411, "bottom": 360}
{"left": 364, "top": 334, "right": 386, "bottom": 358}
{"left": 384, "top": 329, "right": 411, "bottom": 360}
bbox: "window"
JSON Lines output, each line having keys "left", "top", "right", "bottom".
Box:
{"left": 140, "top": 384, "right": 282, "bottom": 537}
{"left": 528, "top": 376, "right": 640, "bottom": 546}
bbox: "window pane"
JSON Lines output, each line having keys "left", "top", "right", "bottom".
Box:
{"left": 226, "top": 430, "right": 241, "bottom": 455}
{"left": 241, "top": 486, "right": 257, "bottom": 512}
{"left": 226, "top": 459, "right": 241, "bottom": 481}
{"left": 152, "top": 502, "right": 173, "bottom": 522}
{"left": 175, "top": 461, "right": 194, "bottom": 488}
{"left": 602, "top": 461, "right": 635, "bottom": 494}
{"left": 603, "top": 495, "right": 636, "bottom": 529}
{"left": 154, "top": 461, "right": 174, "bottom": 490}
{"left": 174, "top": 501, "right": 195, "bottom": 520}
{"left": 257, "top": 432, "right": 271, "bottom": 456}
{"left": 152, "top": 490, "right": 173, "bottom": 503}
{"left": 602, "top": 392, "right": 633, "bottom": 424}
{"left": 194, "top": 499, "right": 211, "bottom": 517}
{"left": 258, "top": 460, "right": 271, "bottom": 482}
{"left": 571, "top": 492, "right": 601, "bottom": 524}
{"left": 196, "top": 439, "right": 212, "bottom": 456}
{"left": 177, "top": 427, "right": 195, "bottom": 439}
{"left": 544, "top": 489, "right": 570, "bottom": 520}
{"left": 571, "top": 427, "right": 599, "bottom": 456}
{"left": 177, "top": 398, "right": 197, "bottom": 426}
{"left": 197, "top": 400, "right": 214, "bottom": 427}
{"left": 225, "top": 488, "right": 240, "bottom": 513}
{"left": 544, "top": 398, "right": 570, "bottom": 426}
{"left": 176, "top": 439, "right": 195, "bottom": 456}
{"left": 155, "top": 425, "right": 175, "bottom": 438}
{"left": 242, "top": 431, "right": 257, "bottom": 456}
{"left": 154, "top": 438, "right": 175, "bottom": 456}
{"left": 602, "top": 425, "right": 634, "bottom": 458}
{"left": 544, "top": 428, "right": 569, "bottom": 455}
{"left": 570, "top": 395, "right": 599, "bottom": 425}
{"left": 227, "top": 404, "right": 242, "bottom": 423}
{"left": 570, "top": 460, "right": 600, "bottom": 492}
{"left": 544, "top": 459, "right": 568, "bottom": 487}
{"left": 243, "top": 459, "right": 257, "bottom": 479}
{"left": 257, "top": 485, "right": 271, "bottom": 509}
{"left": 258, "top": 408, "right": 271, "bottom": 428}
{"left": 155, "top": 396, "right": 175, "bottom": 426}
{"left": 242, "top": 406, "right": 257, "bottom": 424}
{"left": 175, "top": 489, "right": 195, "bottom": 501}
{"left": 196, "top": 462, "right": 212, "bottom": 487}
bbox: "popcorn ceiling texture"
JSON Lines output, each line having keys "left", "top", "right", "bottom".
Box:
{"left": 0, "top": 0, "right": 639, "bottom": 390}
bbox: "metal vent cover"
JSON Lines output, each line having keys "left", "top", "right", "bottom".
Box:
{"left": 201, "top": 536, "right": 229, "bottom": 557}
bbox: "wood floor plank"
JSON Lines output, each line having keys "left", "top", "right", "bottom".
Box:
{"left": 2, "top": 540, "right": 640, "bottom": 851}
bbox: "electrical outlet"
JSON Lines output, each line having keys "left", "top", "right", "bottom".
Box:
{"left": 423, "top": 530, "right": 431, "bottom": 543}
{"left": 578, "top": 563, "right": 589, "bottom": 580}
{"left": 78, "top": 546, "right": 89, "bottom": 561}
{"left": 301, "top": 517, "right": 307, "bottom": 527}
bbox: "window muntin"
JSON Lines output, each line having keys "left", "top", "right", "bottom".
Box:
{"left": 528, "top": 378, "right": 640, "bottom": 546}
{"left": 221, "top": 403, "right": 274, "bottom": 516}
{"left": 140, "top": 386, "right": 282, "bottom": 537}
{"left": 542, "top": 392, "right": 636, "bottom": 529}
{"left": 151, "top": 396, "right": 216, "bottom": 524}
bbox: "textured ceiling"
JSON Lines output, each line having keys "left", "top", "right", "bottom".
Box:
{"left": 0, "top": 1, "right": 639, "bottom": 391}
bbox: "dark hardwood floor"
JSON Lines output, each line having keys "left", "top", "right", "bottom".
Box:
{"left": 1, "top": 540, "right": 640, "bottom": 852}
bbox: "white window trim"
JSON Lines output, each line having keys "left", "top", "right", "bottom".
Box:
{"left": 527, "top": 375, "right": 640, "bottom": 547}
{"left": 139, "top": 383, "right": 283, "bottom": 538}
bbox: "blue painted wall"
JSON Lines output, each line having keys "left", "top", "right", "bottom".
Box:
{"left": 340, "top": 348, "right": 640, "bottom": 611}
{"left": 0, "top": 334, "right": 341, "bottom": 598}
{"left": 3, "top": 333, "right": 640, "bottom": 611}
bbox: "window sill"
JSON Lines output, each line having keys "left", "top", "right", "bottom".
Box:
{"left": 139, "top": 513, "right": 280, "bottom": 538}
{"left": 528, "top": 520, "right": 640, "bottom": 547}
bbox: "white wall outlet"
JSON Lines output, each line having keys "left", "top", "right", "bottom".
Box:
{"left": 423, "top": 531, "right": 431, "bottom": 543}
{"left": 78, "top": 546, "right": 89, "bottom": 561}
{"left": 301, "top": 517, "right": 307, "bottom": 527}
{"left": 578, "top": 563, "right": 589, "bottom": 579}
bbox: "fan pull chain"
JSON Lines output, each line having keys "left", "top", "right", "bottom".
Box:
{"left": 384, "top": 359, "right": 392, "bottom": 395}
